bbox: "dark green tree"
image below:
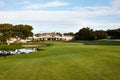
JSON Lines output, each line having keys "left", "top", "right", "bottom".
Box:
{"left": 0, "top": 36, "right": 6, "bottom": 44}
{"left": 0, "top": 23, "right": 33, "bottom": 43}
{"left": 13, "top": 24, "right": 33, "bottom": 39}
{"left": 95, "top": 30, "right": 108, "bottom": 39}
{"left": 0, "top": 23, "right": 13, "bottom": 39}
{"left": 63, "top": 32, "right": 74, "bottom": 36}
{"left": 56, "top": 32, "right": 62, "bottom": 36}
{"left": 75, "top": 27, "right": 96, "bottom": 40}
{"left": 107, "top": 28, "right": 120, "bottom": 39}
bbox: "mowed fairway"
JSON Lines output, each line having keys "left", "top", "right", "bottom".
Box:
{"left": 0, "top": 40, "right": 120, "bottom": 80}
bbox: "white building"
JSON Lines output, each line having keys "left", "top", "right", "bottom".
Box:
{"left": 7, "top": 38, "right": 30, "bottom": 45}
{"left": 28, "top": 32, "right": 74, "bottom": 41}
{"left": 62, "top": 36, "right": 74, "bottom": 41}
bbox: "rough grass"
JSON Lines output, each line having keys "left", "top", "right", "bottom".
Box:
{"left": 0, "top": 44, "right": 22, "bottom": 51}
{"left": 0, "top": 40, "right": 120, "bottom": 80}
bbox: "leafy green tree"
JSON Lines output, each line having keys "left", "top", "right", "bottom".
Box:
{"left": 0, "top": 23, "right": 13, "bottom": 32}
{"left": 95, "top": 30, "right": 108, "bottom": 39}
{"left": 56, "top": 32, "right": 62, "bottom": 36}
{"left": 13, "top": 24, "right": 33, "bottom": 39}
{"left": 75, "top": 27, "right": 96, "bottom": 40}
{"left": 0, "top": 23, "right": 33, "bottom": 43}
{"left": 0, "top": 36, "right": 6, "bottom": 44}
{"left": 107, "top": 28, "right": 120, "bottom": 39}
{"left": 63, "top": 32, "right": 74, "bottom": 36}
{"left": 0, "top": 23, "right": 13, "bottom": 39}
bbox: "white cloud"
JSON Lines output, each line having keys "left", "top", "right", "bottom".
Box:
{"left": 17, "top": 1, "right": 30, "bottom": 5}
{"left": 111, "top": 0, "right": 120, "bottom": 10}
{"left": 0, "top": 11, "right": 83, "bottom": 23}
{"left": 76, "top": 6, "right": 111, "bottom": 11}
{"left": 75, "top": 0, "right": 120, "bottom": 11}
{"left": 0, "top": 0, "right": 120, "bottom": 33}
{"left": 73, "top": 0, "right": 120, "bottom": 17}
{"left": 0, "top": 10, "right": 119, "bottom": 33}
{"left": 0, "top": 0, "right": 5, "bottom": 7}
{"left": 0, "top": 10, "right": 114, "bottom": 22}
{"left": 24, "top": 0, "right": 70, "bottom": 10}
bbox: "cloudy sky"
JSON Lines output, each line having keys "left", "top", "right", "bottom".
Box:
{"left": 0, "top": 0, "right": 120, "bottom": 33}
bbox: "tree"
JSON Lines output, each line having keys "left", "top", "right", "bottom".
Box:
{"left": 0, "top": 23, "right": 13, "bottom": 39}
{"left": 107, "top": 28, "right": 120, "bottom": 39}
{"left": 75, "top": 27, "right": 96, "bottom": 40}
{"left": 56, "top": 32, "right": 62, "bottom": 36}
{"left": 0, "top": 36, "right": 6, "bottom": 44}
{"left": 95, "top": 30, "right": 108, "bottom": 40}
{"left": 0, "top": 23, "right": 33, "bottom": 43}
{"left": 63, "top": 32, "right": 74, "bottom": 36}
{"left": 13, "top": 24, "right": 33, "bottom": 39}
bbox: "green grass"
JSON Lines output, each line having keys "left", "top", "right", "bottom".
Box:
{"left": 0, "top": 44, "right": 22, "bottom": 51}
{"left": 0, "top": 43, "right": 52, "bottom": 51}
{"left": 0, "top": 40, "right": 120, "bottom": 80}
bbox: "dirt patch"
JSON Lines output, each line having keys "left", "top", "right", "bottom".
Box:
{"left": 22, "top": 44, "right": 46, "bottom": 48}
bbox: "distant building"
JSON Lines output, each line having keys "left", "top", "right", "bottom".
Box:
{"left": 62, "top": 36, "right": 74, "bottom": 41}
{"left": 6, "top": 32, "right": 74, "bottom": 44}
{"left": 7, "top": 38, "right": 30, "bottom": 45}
{"left": 28, "top": 32, "right": 74, "bottom": 41}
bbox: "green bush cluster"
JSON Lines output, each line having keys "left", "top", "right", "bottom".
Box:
{"left": 0, "top": 44, "right": 22, "bottom": 51}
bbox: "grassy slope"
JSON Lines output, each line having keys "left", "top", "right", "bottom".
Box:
{"left": 0, "top": 40, "right": 120, "bottom": 80}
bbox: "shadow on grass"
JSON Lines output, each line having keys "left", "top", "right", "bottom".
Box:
{"left": 71, "top": 40, "right": 120, "bottom": 46}
{"left": 36, "top": 48, "right": 46, "bottom": 51}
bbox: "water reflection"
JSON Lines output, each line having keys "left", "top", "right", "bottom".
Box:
{"left": 14, "top": 48, "right": 36, "bottom": 54}
{"left": 0, "top": 48, "right": 36, "bottom": 56}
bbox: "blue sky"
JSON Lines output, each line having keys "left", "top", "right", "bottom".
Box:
{"left": 0, "top": 0, "right": 120, "bottom": 33}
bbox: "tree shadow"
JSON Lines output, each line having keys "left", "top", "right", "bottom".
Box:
{"left": 72, "top": 40, "right": 120, "bottom": 46}
{"left": 36, "top": 48, "right": 45, "bottom": 51}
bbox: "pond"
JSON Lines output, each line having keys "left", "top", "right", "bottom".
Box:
{"left": 0, "top": 48, "right": 37, "bottom": 56}
{"left": 13, "top": 48, "right": 36, "bottom": 54}
{"left": 16, "top": 48, "right": 37, "bottom": 54}
{"left": 0, "top": 44, "right": 47, "bottom": 57}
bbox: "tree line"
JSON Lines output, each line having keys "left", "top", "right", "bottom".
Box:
{"left": 0, "top": 23, "right": 119, "bottom": 43}
{"left": 0, "top": 23, "right": 33, "bottom": 43}
{"left": 74, "top": 27, "right": 120, "bottom": 40}
{"left": 107, "top": 28, "right": 120, "bottom": 39}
